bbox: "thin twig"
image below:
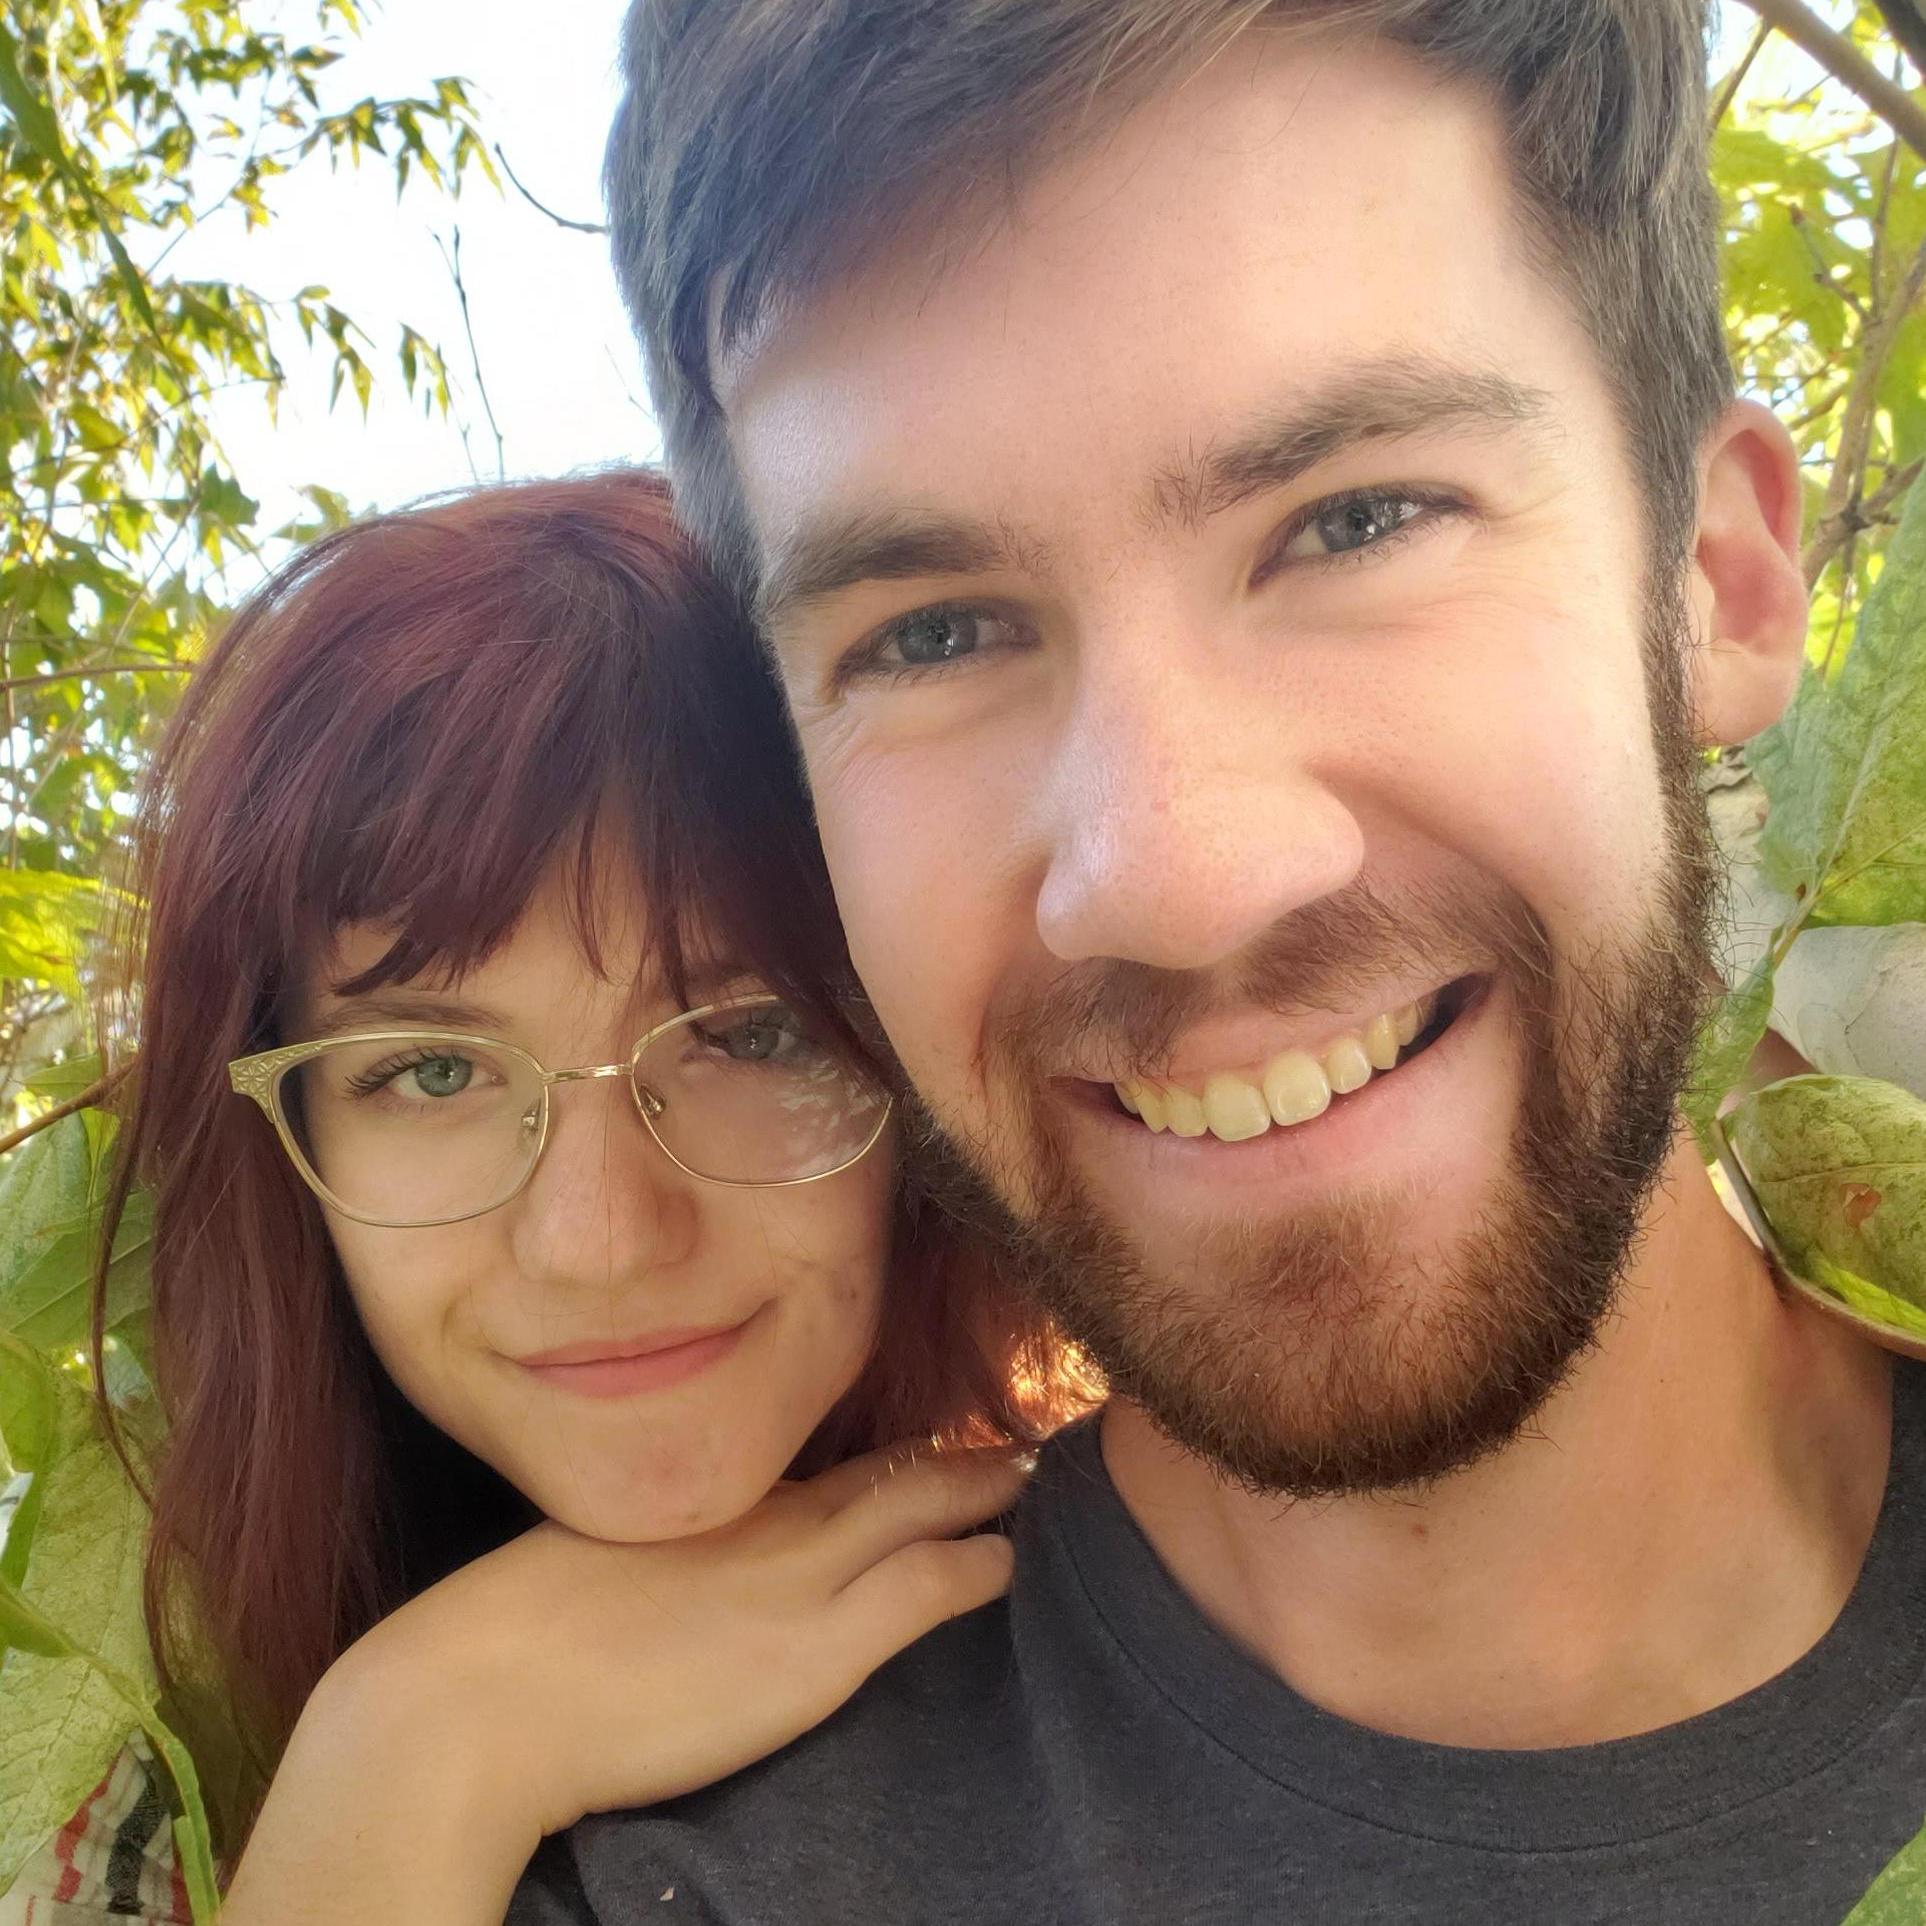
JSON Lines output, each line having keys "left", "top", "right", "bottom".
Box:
{"left": 1739, "top": 0, "right": 1926, "bottom": 156}
{"left": 1710, "top": 18, "right": 1774, "bottom": 127}
{"left": 1805, "top": 454, "right": 1925, "bottom": 586}
{"left": 1872, "top": 0, "right": 1926, "bottom": 78}
{"left": 494, "top": 144, "right": 607, "bottom": 235}
{"left": 436, "top": 227, "right": 506, "bottom": 483}
{"left": 0, "top": 1063, "right": 132, "bottom": 1159}
{"left": 0, "top": 662, "right": 194, "bottom": 697}
{"left": 1803, "top": 234, "right": 1926, "bottom": 587}
{"left": 1788, "top": 376, "right": 1850, "bottom": 432}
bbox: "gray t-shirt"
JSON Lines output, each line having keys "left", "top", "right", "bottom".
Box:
{"left": 509, "top": 1362, "right": 1926, "bottom": 1924}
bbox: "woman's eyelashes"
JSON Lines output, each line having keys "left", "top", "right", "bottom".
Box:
{"left": 828, "top": 483, "right": 1469, "bottom": 690}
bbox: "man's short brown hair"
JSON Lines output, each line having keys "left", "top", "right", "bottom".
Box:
{"left": 607, "top": 0, "right": 1731, "bottom": 590}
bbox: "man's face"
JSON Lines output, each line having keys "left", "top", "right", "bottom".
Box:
{"left": 720, "top": 38, "right": 1717, "bottom": 1493}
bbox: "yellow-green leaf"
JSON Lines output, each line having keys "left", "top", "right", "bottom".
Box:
{"left": 1727, "top": 1075, "right": 1926, "bottom": 1328}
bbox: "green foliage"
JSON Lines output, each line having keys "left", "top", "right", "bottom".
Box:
{"left": 1727, "top": 1074, "right": 1926, "bottom": 1324}
{"left": 0, "top": 1112, "right": 209, "bottom": 1913}
{"left": 1845, "top": 1816, "right": 1926, "bottom": 1921}
{"left": 1714, "top": 0, "right": 1926, "bottom": 646}
{"left": 1705, "top": 462, "right": 1926, "bottom": 1333}
{"left": 1754, "top": 465, "right": 1926, "bottom": 926}
{"left": 1685, "top": 956, "right": 1778, "bottom": 1153}
{"left": 0, "top": 0, "right": 492, "bottom": 1118}
{"left": 0, "top": 6, "right": 497, "bottom": 1904}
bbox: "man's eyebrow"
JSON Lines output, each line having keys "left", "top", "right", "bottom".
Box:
{"left": 754, "top": 360, "right": 1551, "bottom": 631}
{"left": 1149, "top": 361, "right": 1554, "bottom": 531}
{"left": 755, "top": 510, "right": 1042, "bottom": 634}
{"left": 305, "top": 993, "right": 511, "bottom": 1040}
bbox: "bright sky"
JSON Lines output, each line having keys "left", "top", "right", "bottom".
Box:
{"left": 178, "top": 0, "right": 1779, "bottom": 570}
{"left": 173, "top": 0, "right": 654, "bottom": 554}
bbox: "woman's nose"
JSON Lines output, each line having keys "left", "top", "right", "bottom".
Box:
{"left": 505, "top": 1080, "right": 698, "bottom": 1293}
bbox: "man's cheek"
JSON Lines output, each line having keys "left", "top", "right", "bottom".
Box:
{"left": 813, "top": 758, "right": 1003, "bottom": 1092}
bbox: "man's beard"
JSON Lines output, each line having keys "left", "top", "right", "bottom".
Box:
{"left": 909, "top": 589, "right": 1720, "bottom": 1499}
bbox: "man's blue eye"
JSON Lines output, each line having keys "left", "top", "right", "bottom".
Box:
{"left": 889, "top": 608, "right": 983, "bottom": 665}
{"left": 1308, "top": 494, "right": 1423, "bottom": 555}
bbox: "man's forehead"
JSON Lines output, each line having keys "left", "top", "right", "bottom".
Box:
{"left": 718, "top": 34, "right": 1556, "bottom": 565}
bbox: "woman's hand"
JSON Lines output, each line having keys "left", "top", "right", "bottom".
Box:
{"left": 220, "top": 1441, "right": 1029, "bottom": 1926}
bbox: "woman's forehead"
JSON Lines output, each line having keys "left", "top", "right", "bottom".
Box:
{"left": 299, "top": 913, "right": 749, "bottom": 1040}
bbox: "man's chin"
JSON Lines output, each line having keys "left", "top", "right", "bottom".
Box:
{"left": 1014, "top": 1170, "right": 1612, "bottom": 1498}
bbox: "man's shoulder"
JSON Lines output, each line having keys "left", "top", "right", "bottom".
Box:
{"left": 510, "top": 1596, "right": 1041, "bottom": 1925}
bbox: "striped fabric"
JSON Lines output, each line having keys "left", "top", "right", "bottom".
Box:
{"left": 1, "top": 1739, "right": 193, "bottom": 1925}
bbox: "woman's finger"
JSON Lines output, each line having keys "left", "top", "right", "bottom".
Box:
{"left": 795, "top": 1437, "right": 946, "bottom": 1513}
{"left": 812, "top": 1445, "right": 1031, "bottom": 1585}
{"left": 829, "top": 1532, "right": 1017, "bottom": 1664}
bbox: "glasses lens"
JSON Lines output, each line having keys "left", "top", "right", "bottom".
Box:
{"left": 635, "top": 998, "right": 887, "bottom": 1184}
{"left": 280, "top": 1035, "right": 545, "bottom": 1226}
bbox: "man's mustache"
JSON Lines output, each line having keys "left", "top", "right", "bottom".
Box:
{"left": 988, "top": 876, "right": 1551, "bottom": 1077}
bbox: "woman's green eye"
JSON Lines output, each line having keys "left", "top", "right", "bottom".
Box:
{"left": 715, "top": 1011, "right": 798, "bottom": 1061}
{"left": 408, "top": 1055, "right": 473, "bottom": 1097}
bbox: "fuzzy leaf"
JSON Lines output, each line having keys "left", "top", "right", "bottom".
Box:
{"left": 1686, "top": 958, "right": 1777, "bottom": 1154}
{"left": 1754, "top": 467, "right": 1926, "bottom": 928}
{"left": 1726, "top": 1075, "right": 1926, "bottom": 1329}
{"left": 0, "top": 1368, "right": 151, "bottom": 1893}
{"left": 1842, "top": 1817, "right": 1926, "bottom": 1922}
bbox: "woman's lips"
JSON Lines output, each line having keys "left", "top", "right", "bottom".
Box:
{"left": 516, "top": 1318, "right": 753, "bottom": 1399}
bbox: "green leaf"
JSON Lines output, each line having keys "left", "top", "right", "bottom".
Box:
{"left": 0, "top": 1114, "right": 103, "bottom": 1302}
{"left": 1842, "top": 1815, "right": 1926, "bottom": 1922}
{"left": 0, "top": 869, "right": 110, "bottom": 998}
{"left": 1685, "top": 958, "right": 1776, "bottom": 1155}
{"left": 0, "top": 1335, "right": 59, "bottom": 1584}
{"left": 0, "top": 1368, "right": 150, "bottom": 1890}
{"left": 0, "top": 24, "right": 163, "bottom": 340}
{"left": 1754, "top": 467, "right": 1926, "bottom": 929}
{"left": 23, "top": 1055, "right": 105, "bottom": 1104}
{"left": 0, "top": 1108, "right": 151, "bottom": 1364}
{"left": 1726, "top": 1075, "right": 1926, "bottom": 1331}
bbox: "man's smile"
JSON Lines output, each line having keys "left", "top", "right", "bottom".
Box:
{"left": 1108, "top": 982, "right": 1461, "bottom": 1140}
{"left": 1037, "top": 974, "right": 1503, "bottom": 1201}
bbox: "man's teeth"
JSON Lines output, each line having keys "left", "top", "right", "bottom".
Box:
{"left": 1114, "top": 996, "right": 1436, "bottom": 1142}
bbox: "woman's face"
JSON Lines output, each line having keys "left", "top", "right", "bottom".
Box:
{"left": 295, "top": 860, "right": 894, "bottom": 1542}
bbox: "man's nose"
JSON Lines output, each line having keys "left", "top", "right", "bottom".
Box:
{"left": 507, "top": 1080, "right": 696, "bottom": 1293}
{"left": 1031, "top": 638, "right": 1364, "bottom": 972}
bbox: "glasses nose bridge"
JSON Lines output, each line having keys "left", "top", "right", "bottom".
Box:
{"left": 543, "top": 1060, "right": 632, "bottom": 1087}
{"left": 540, "top": 1057, "right": 666, "bottom": 1122}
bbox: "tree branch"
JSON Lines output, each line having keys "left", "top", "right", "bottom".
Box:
{"left": 436, "top": 227, "right": 506, "bottom": 484}
{"left": 494, "top": 144, "right": 607, "bottom": 235}
{"left": 0, "top": 1063, "right": 131, "bottom": 1159}
{"left": 1710, "top": 17, "right": 1773, "bottom": 126}
{"left": 1739, "top": 0, "right": 1926, "bottom": 155}
{"left": 1804, "top": 233, "right": 1926, "bottom": 587}
{"left": 1872, "top": 0, "right": 1926, "bottom": 79}
{"left": 1805, "top": 454, "right": 1924, "bottom": 585}
{"left": 0, "top": 662, "right": 194, "bottom": 696}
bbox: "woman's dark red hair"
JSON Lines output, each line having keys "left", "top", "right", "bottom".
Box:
{"left": 94, "top": 469, "right": 1071, "bottom": 1839}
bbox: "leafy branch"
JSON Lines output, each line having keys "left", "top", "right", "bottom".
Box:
{"left": 1739, "top": 0, "right": 1926, "bottom": 156}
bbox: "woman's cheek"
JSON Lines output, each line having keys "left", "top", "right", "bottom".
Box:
{"left": 327, "top": 1218, "right": 494, "bottom": 1437}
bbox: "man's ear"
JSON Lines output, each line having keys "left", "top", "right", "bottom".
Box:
{"left": 1687, "top": 398, "right": 1809, "bottom": 747}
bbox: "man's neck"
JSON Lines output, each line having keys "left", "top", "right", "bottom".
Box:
{"left": 1100, "top": 1131, "right": 1896, "bottom": 1750}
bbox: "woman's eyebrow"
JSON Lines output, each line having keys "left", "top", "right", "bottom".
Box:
{"left": 676, "top": 957, "right": 756, "bottom": 1002}
{"left": 305, "top": 992, "right": 512, "bottom": 1039}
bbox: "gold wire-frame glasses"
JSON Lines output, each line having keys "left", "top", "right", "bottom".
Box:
{"left": 226, "top": 992, "right": 892, "bottom": 1230}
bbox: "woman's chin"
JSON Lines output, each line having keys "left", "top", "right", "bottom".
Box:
{"left": 523, "top": 1452, "right": 786, "bottom": 1545}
